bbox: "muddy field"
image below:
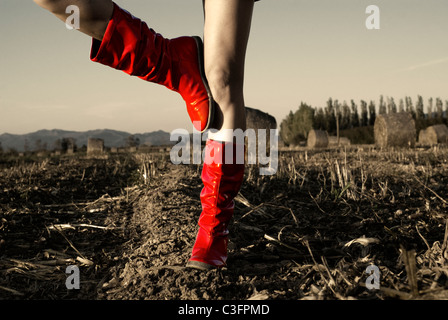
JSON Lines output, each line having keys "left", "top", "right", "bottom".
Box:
{"left": 0, "top": 145, "right": 447, "bottom": 301}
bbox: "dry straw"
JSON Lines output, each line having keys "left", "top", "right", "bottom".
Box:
{"left": 328, "top": 136, "right": 351, "bottom": 147}
{"left": 418, "top": 124, "right": 448, "bottom": 146}
{"left": 307, "top": 129, "right": 329, "bottom": 148}
{"left": 374, "top": 112, "right": 416, "bottom": 148}
{"left": 87, "top": 137, "right": 105, "bottom": 154}
{"left": 245, "top": 106, "right": 277, "bottom": 164}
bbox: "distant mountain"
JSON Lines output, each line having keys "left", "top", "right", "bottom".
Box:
{"left": 0, "top": 129, "right": 176, "bottom": 152}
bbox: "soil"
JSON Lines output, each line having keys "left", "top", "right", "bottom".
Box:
{"left": 1, "top": 146, "right": 447, "bottom": 301}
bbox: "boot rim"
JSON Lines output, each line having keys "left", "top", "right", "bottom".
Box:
{"left": 192, "top": 36, "right": 215, "bottom": 133}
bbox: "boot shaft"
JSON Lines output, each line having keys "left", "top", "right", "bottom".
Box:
{"left": 90, "top": 3, "right": 213, "bottom": 132}
{"left": 199, "top": 140, "right": 245, "bottom": 235}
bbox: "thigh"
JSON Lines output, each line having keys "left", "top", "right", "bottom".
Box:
{"left": 202, "top": 0, "right": 254, "bottom": 82}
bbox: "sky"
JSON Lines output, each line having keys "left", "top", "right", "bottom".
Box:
{"left": 1, "top": 0, "right": 447, "bottom": 135}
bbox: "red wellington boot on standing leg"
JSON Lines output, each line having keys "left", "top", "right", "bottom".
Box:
{"left": 187, "top": 139, "right": 245, "bottom": 270}
{"left": 90, "top": 3, "right": 213, "bottom": 132}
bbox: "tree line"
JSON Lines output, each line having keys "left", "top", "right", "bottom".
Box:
{"left": 280, "top": 95, "right": 448, "bottom": 146}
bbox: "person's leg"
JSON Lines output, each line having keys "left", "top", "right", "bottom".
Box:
{"left": 187, "top": 0, "right": 254, "bottom": 270}
{"left": 33, "top": 0, "right": 113, "bottom": 40}
{"left": 34, "top": 0, "right": 213, "bottom": 132}
{"left": 203, "top": 0, "right": 254, "bottom": 137}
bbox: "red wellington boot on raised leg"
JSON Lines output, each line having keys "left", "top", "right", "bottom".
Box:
{"left": 90, "top": 3, "right": 213, "bottom": 132}
{"left": 187, "top": 139, "right": 245, "bottom": 270}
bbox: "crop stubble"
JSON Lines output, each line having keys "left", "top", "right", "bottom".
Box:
{"left": 0, "top": 145, "right": 447, "bottom": 300}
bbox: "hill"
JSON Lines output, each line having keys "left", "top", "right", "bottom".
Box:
{"left": 0, "top": 129, "right": 175, "bottom": 152}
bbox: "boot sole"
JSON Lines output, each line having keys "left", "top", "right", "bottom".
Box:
{"left": 192, "top": 36, "right": 215, "bottom": 133}
{"left": 186, "top": 260, "right": 218, "bottom": 271}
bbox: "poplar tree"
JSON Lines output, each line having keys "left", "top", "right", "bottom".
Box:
{"left": 398, "top": 99, "right": 405, "bottom": 113}
{"left": 405, "top": 96, "right": 416, "bottom": 119}
{"left": 415, "top": 95, "right": 425, "bottom": 132}
{"left": 387, "top": 97, "right": 397, "bottom": 113}
{"left": 416, "top": 95, "right": 425, "bottom": 121}
{"left": 324, "top": 98, "right": 336, "bottom": 134}
{"left": 350, "top": 100, "right": 359, "bottom": 128}
{"left": 314, "top": 107, "right": 325, "bottom": 130}
{"left": 445, "top": 100, "right": 448, "bottom": 125}
{"left": 368, "top": 101, "right": 376, "bottom": 126}
{"left": 341, "top": 101, "right": 351, "bottom": 130}
{"left": 378, "top": 95, "right": 387, "bottom": 114}
{"left": 360, "top": 100, "right": 368, "bottom": 126}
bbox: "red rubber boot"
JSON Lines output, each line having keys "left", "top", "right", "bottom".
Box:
{"left": 187, "top": 140, "right": 245, "bottom": 270}
{"left": 90, "top": 3, "right": 213, "bottom": 132}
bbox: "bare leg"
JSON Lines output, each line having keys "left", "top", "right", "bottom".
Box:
{"left": 203, "top": 0, "right": 254, "bottom": 138}
{"left": 186, "top": 0, "right": 254, "bottom": 270}
{"left": 34, "top": 0, "right": 214, "bottom": 132}
{"left": 33, "top": 0, "right": 113, "bottom": 40}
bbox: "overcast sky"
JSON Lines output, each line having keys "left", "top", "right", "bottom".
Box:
{"left": 1, "top": 0, "right": 447, "bottom": 134}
